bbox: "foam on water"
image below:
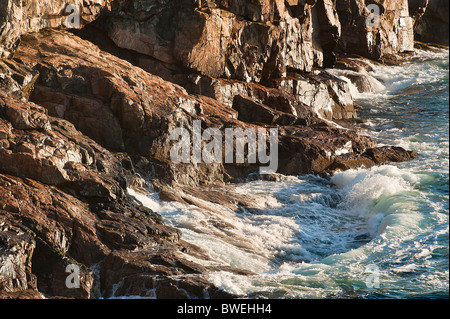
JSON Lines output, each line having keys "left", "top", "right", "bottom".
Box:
{"left": 328, "top": 48, "right": 449, "bottom": 101}
{"left": 129, "top": 186, "right": 302, "bottom": 273}
{"left": 327, "top": 69, "right": 387, "bottom": 99}
{"left": 331, "top": 165, "right": 421, "bottom": 237}
{"left": 129, "top": 49, "right": 449, "bottom": 298}
{"left": 129, "top": 173, "right": 378, "bottom": 297}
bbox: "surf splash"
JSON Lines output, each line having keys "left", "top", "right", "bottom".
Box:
{"left": 129, "top": 48, "right": 449, "bottom": 299}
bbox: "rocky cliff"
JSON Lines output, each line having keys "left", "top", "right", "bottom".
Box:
{"left": 0, "top": 0, "right": 439, "bottom": 299}
{"left": 413, "top": 0, "right": 449, "bottom": 46}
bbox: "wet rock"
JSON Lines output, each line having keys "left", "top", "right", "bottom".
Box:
{"left": 335, "top": 57, "right": 379, "bottom": 72}
{"left": 275, "top": 124, "right": 376, "bottom": 175}
{"left": 99, "top": 246, "right": 238, "bottom": 299}
{"left": 330, "top": 58, "right": 386, "bottom": 94}
{"left": 364, "top": 146, "right": 420, "bottom": 164}
{"left": 0, "top": 1, "right": 424, "bottom": 300}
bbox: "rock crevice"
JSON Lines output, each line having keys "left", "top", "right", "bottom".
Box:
{"left": 0, "top": 0, "right": 440, "bottom": 299}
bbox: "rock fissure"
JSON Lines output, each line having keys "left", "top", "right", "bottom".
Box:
{"left": 0, "top": 0, "right": 443, "bottom": 299}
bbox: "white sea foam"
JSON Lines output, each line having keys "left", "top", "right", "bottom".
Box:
{"left": 327, "top": 69, "right": 386, "bottom": 100}
{"left": 125, "top": 51, "right": 448, "bottom": 298}
{"left": 328, "top": 48, "right": 449, "bottom": 101}
{"left": 128, "top": 161, "right": 447, "bottom": 298}
{"left": 128, "top": 186, "right": 301, "bottom": 273}
{"left": 128, "top": 175, "right": 372, "bottom": 274}
{"left": 331, "top": 165, "right": 423, "bottom": 237}
{"left": 413, "top": 48, "right": 450, "bottom": 61}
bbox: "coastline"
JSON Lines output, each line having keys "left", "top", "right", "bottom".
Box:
{"left": 1, "top": 0, "right": 448, "bottom": 300}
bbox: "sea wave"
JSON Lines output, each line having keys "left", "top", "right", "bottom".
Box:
{"left": 127, "top": 51, "right": 449, "bottom": 298}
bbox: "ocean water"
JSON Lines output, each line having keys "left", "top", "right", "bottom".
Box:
{"left": 130, "top": 49, "right": 449, "bottom": 299}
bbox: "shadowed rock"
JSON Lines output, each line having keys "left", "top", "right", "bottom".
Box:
{"left": 0, "top": 0, "right": 426, "bottom": 300}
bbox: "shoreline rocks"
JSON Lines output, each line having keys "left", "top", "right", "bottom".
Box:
{"left": 0, "top": 0, "right": 441, "bottom": 299}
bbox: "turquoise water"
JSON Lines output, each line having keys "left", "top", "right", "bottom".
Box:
{"left": 344, "top": 54, "right": 449, "bottom": 298}
{"left": 131, "top": 50, "right": 449, "bottom": 299}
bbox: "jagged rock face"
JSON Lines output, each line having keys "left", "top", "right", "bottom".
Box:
{"left": 0, "top": 60, "right": 38, "bottom": 100}
{"left": 0, "top": 213, "right": 38, "bottom": 298}
{"left": 0, "top": 0, "right": 425, "bottom": 300}
{"left": 13, "top": 30, "right": 238, "bottom": 186}
{"left": 0, "top": 0, "right": 111, "bottom": 58}
{"left": 91, "top": 0, "right": 420, "bottom": 121}
{"left": 97, "top": 0, "right": 341, "bottom": 82}
{"left": 98, "top": 0, "right": 420, "bottom": 77}
{"left": 337, "top": 0, "right": 415, "bottom": 59}
{"left": 101, "top": 0, "right": 282, "bottom": 82}
{"left": 89, "top": 0, "right": 353, "bottom": 121}
{"left": 11, "top": 30, "right": 417, "bottom": 181}
{"left": 277, "top": 70, "right": 355, "bottom": 120}
{"left": 208, "top": 0, "right": 287, "bottom": 23}
{"left": 414, "top": 0, "right": 449, "bottom": 46}
{"left": 0, "top": 90, "right": 239, "bottom": 299}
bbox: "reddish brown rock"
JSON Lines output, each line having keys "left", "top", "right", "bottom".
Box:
{"left": 0, "top": 59, "right": 38, "bottom": 100}
{"left": 0, "top": 213, "right": 39, "bottom": 298}
{"left": 0, "top": 90, "right": 241, "bottom": 299}
{"left": 96, "top": 0, "right": 337, "bottom": 81}
{"left": 8, "top": 30, "right": 417, "bottom": 183}
{"left": 0, "top": 0, "right": 112, "bottom": 58}
{"left": 337, "top": 0, "right": 415, "bottom": 59}
{"left": 0, "top": 1, "right": 424, "bottom": 300}
{"left": 99, "top": 247, "right": 239, "bottom": 299}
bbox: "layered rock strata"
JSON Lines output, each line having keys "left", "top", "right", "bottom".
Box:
{"left": 0, "top": 91, "right": 251, "bottom": 299}
{"left": 0, "top": 0, "right": 111, "bottom": 58}
{"left": 0, "top": 0, "right": 431, "bottom": 299}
